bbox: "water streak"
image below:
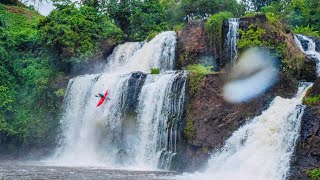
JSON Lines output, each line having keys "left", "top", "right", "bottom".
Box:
{"left": 183, "top": 83, "right": 311, "bottom": 180}
{"left": 294, "top": 34, "right": 320, "bottom": 76}
{"left": 47, "top": 31, "right": 187, "bottom": 170}
{"left": 227, "top": 18, "right": 240, "bottom": 65}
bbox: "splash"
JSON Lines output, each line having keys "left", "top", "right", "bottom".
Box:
{"left": 182, "top": 83, "right": 311, "bottom": 180}
{"left": 294, "top": 34, "right": 320, "bottom": 76}
{"left": 227, "top": 18, "right": 240, "bottom": 65}
{"left": 46, "top": 31, "right": 187, "bottom": 170}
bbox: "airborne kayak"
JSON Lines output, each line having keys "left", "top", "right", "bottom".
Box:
{"left": 96, "top": 90, "right": 109, "bottom": 107}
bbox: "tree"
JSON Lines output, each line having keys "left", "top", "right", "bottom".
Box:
{"left": 105, "top": 0, "right": 135, "bottom": 36}
{"left": 129, "top": 0, "right": 169, "bottom": 40}
{"left": 38, "top": 4, "right": 123, "bottom": 65}
{"left": 180, "top": 0, "right": 244, "bottom": 18}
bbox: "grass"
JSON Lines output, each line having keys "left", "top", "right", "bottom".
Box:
{"left": 306, "top": 168, "right": 320, "bottom": 180}
{"left": 151, "top": 68, "right": 160, "bottom": 74}
{"left": 303, "top": 96, "right": 320, "bottom": 106}
{"left": 294, "top": 25, "right": 320, "bottom": 38}
{"left": 185, "top": 64, "right": 215, "bottom": 96}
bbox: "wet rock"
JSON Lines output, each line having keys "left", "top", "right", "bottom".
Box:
{"left": 176, "top": 21, "right": 217, "bottom": 69}
{"left": 125, "top": 72, "right": 147, "bottom": 113}
{"left": 173, "top": 73, "right": 297, "bottom": 172}
{"left": 290, "top": 106, "right": 320, "bottom": 180}
{"left": 309, "top": 36, "right": 320, "bottom": 52}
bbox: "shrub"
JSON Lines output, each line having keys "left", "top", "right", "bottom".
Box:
{"left": 55, "top": 88, "right": 65, "bottom": 97}
{"left": 151, "top": 68, "right": 160, "bottom": 74}
{"left": 206, "top": 12, "right": 233, "bottom": 56}
{"left": 237, "top": 25, "right": 266, "bottom": 50}
{"left": 146, "top": 32, "right": 159, "bottom": 42}
{"left": 294, "top": 25, "right": 320, "bottom": 38}
{"left": 186, "top": 64, "right": 214, "bottom": 96}
{"left": 39, "top": 4, "right": 123, "bottom": 64}
{"left": 186, "top": 64, "right": 213, "bottom": 75}
{"left": 306, "top": 168, "right": 320, "bottom": 180}
{"left": 303, "top": 96, "right": 320, "bottom": 106}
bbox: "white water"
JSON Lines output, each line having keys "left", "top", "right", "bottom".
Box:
{"left": 183, "top": 83, "right": 311, "bottom": 180}
{"left": 294, "top": 34, "right": 320, "bottom": 76}
{"left": 227, "top": 18, "right": 240, "bottom": 65}
{"left": 46, "top": 31, "right": 187, "bottom": 170}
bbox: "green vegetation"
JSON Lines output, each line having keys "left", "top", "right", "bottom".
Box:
{"left": 39, "top": 4, "right": 123, "bottom": 65}
{"left": 237, "top": 23, "right": 287, "bottom": 62}
{"left": 206, "top": 12, "right": 233, "bottom": 56}
{"left": 294, "top": 25, "right": 320, "bottom": 38}
{"left": 105, "top": 0, "right": 169, "bottom": 41}
{"left": 247, "top": 0, "right": 320, "bottom": 37}
{"left": 0, "top": 4, "right": 62, "bottom": 150}
{"left": 180, "top": 0, "right": 244, "bottom": 18}
{"left": 307, "top": 168, "right": 320, "bottom": 180}
{"left": 238, "top": 25, "right": 266, "bottom": 50}
{"left": 184, "top": 106, "right": 195, "bottom": 140}
{"left": 303, "top": 96, "right": 320, "bottom": 106}
{"left": 186, "top": 64, "right": 214, "bottom": 96}
{"left": 151, "top": 68, "right": 160, "bottom": 74}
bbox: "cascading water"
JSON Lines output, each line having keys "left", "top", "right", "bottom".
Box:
{"left": 183, "top": 83, "right": 311, "bottom": 180}
{"left": 294, "top": 34, "right": 320, "bottom": 76}
{"left": 47, "top": 31, "right": 187, "bottom": 170}
{"left": 227, "top": 18, "right": 240, "bottom": 65}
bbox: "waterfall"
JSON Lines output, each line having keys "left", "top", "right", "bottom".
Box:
{"left": 48, "top": 31, "right": 187, "bottom": 170}
{"left": 227, "top": 18, "right": 240, "bottom": 65}
{"left": 183, "top": 83, "right": 311, "bottom": 180}
{"left": 294, "top": 34, "right": 320, "bottom": 76}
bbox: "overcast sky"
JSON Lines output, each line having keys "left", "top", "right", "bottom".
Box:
{"left": 23, "top": 0, "right": 244, "bottom": 16}
{"left": 22, "top": 0, "right": 54, "bottom": 15}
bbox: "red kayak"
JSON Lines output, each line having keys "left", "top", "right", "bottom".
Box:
{"left": 96, "top": 90, "right": 109, "bottom": 107}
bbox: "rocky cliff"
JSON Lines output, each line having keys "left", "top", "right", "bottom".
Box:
{"left": 174, "top": 14, "right": 318, "bottom": 173}
{"left": 173, "top": 73, "right": 297, "bottom": 172}
{"left": 289, "top": 79, "right": 320, "bottom": 180}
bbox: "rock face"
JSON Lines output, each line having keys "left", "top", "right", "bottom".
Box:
{"left": 124, "top": 72, "right": 147, "bottom": 112}
{"left": 172, "top": 13, "right": 320, "bottom": 172}
{"left": 176, "top": 21, "right": 217, "bottom": 69}
{"left": 289, "top": 79, "right": 320, "bottom": 180}
{"left": 173, "top": 73, "right": 297, "bottom": 172}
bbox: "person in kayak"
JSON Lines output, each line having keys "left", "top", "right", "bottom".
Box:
{"left": 95, "top": 93, "right": 105, "bottom": 98}
{"left": 95, "top": 93, "right": 111, "bottom": 100}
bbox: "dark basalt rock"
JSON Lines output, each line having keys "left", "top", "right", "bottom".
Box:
{"left": 173, "top": 73, "right": 297, "bottom": 172}
{"left": 309, "top": 36, "right": 320, "bottom": 53}
{"left": 176, "top": 21, "right": 217, "bottom": 69}
{"left": 125, "top": 71, "right": 147, "bottom": 113}
{"left": 289, "top": 105, "right": 320, "bottom": 180}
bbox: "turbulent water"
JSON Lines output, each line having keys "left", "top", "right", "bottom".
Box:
{"left": 44, "top": 31, "right": 187, "bottom": 170}
{"left": 0, "top": 161, "right": 177, "bottom": 180}
{"left": 183, "top": 83, "right": 311, "bottom": 180}
{"left": 294, "top": 34, "right": 320, "bottom": 76}
{"left": 226, "top": 18, "right": 240, "bottom": 65}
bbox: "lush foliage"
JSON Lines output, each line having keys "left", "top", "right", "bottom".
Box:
{"left": 244, "top": 0, "right": 320, "bottom": 37}
{"left": 206, "top": 12, "right": 233, "bottom": 57}
{"left": 180, "top": 0, "right": 244, "bottom": 18}
{"left": 306, "top": 168, "right": 320, "bottom": 180}
{"left": 237, "top": 25, "right": 266, "bottom": 50}
{"left": 303, "top": 96, "right": 320, "bottom": 106}
{"left": 186, "top": 64, "right": 214, "bottom": 96}
{"left": 186, "top": 64, "right": 213, "bottom": 75}
{"left": 105, "top": 0, "right": 168, "bottom": 41}
{"left": 151, "top": 68, "right": 160, "bottom": 74}
{"left": 39, "top": 4, "right": 123, "bottom": 64}
{"left": 129, "top": 0, "right": 169, "bottom": 41}
{"left": 294, "top": 25, "right": 319, "bottom": 38}
{"left": 0, "top": 4, "right": 61, "bottom": 151}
